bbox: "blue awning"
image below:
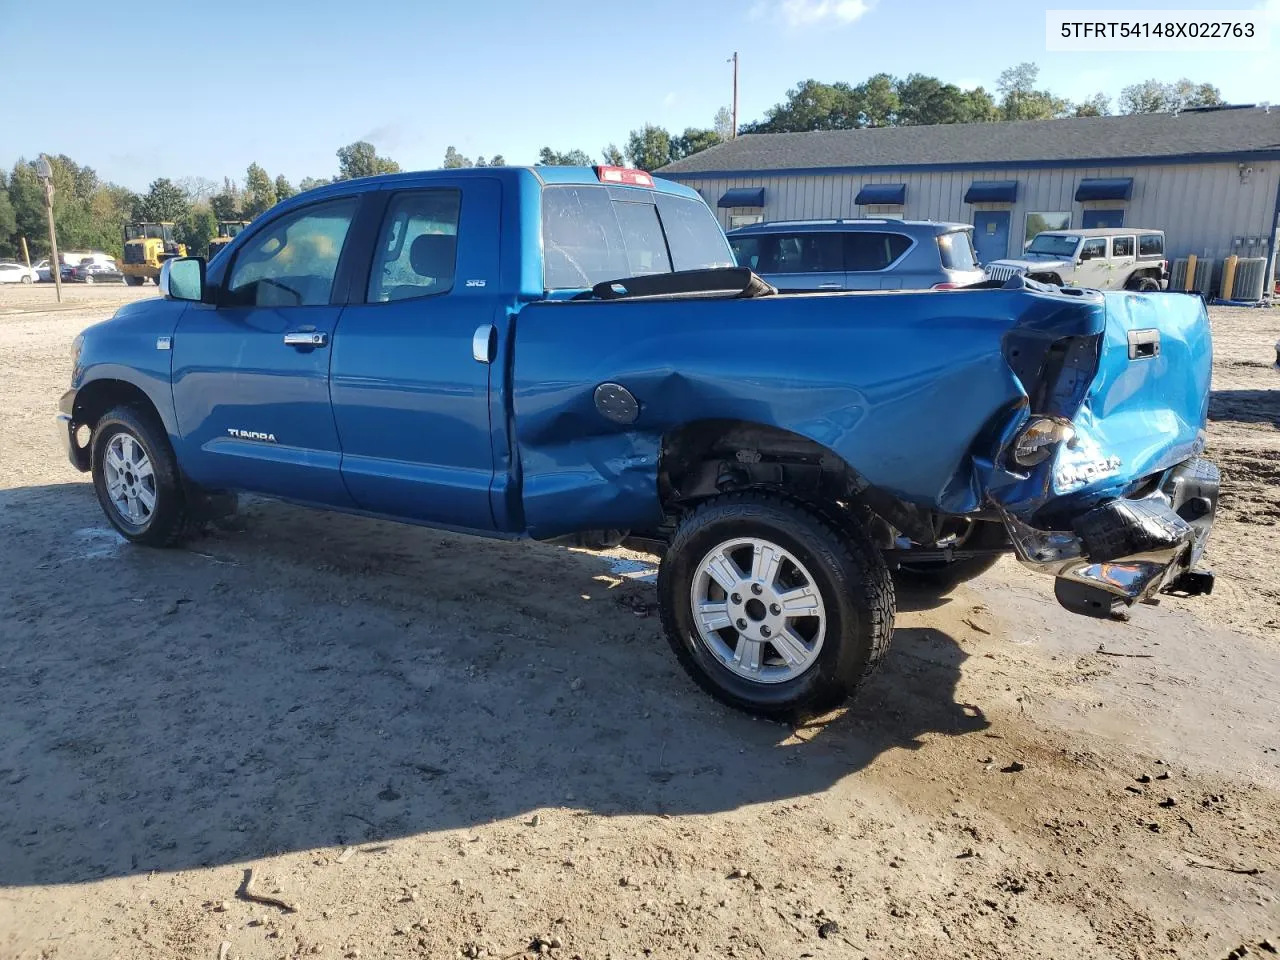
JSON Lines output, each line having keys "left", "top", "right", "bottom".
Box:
{"left": 718, "top": 187, "right": 765, "bottom": 208}
{"left": 964, "top": 180, "right": 1018, "bottom": 203}
{"left": 854, "top": 183, "right": 906, "bottom": 205}
{"left": 1075, "top": 178, "right": 1133, "bottom": 201}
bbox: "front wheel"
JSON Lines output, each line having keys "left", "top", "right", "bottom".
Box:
{"left": 125, "top": 275, "right": 143, "bottom": 286}
{"left": 83, "top": 275, "right": 93, "bottom": 284}
{"left": 91, "top": 405, "right": 193, "bottom": 546}
{"left": 658, "top": 493, "right": 895, "bottom": 720}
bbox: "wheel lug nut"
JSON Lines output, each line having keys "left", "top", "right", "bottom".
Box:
{"left": 760, "top": 625, "right": 772, "bottom": 638}
{"left": 731, "top": 593, "right": 742, "bottom": 604}
{"left": 751, "top": 583, "right": 763, "bottom": 595}
{"left": 770, "top": 603, "right": 781, "bottom": 615}
{"left": 736, "top": 618, "right": 748, "bottom": 630}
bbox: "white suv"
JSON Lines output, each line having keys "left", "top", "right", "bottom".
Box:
{"left": 985, "top": 228, "right": 1168, "bottom": 291}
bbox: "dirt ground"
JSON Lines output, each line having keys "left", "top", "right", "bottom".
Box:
{"left": 1, "top": 284, "right": 1277, "bottom": 960}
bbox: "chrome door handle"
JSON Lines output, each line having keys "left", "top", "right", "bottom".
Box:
{"left": 472, "top": 323, "right": 496, "bottom": 364}
{"left": 283, "top": 330, "right": 327, "bottom": 347}
{"left": 818, "top": 283, "right": 843, "bottom": 290}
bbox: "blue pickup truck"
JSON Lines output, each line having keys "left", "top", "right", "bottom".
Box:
{"left": 58, "top": 165, "right": 1218, "bottom": 718}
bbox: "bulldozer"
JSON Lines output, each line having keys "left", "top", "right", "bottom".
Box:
{"left": 207, "top": 220, "right": 250, "bottom": 260}
{"left": 121, "top": 223, "right": 186, "bottom": 286}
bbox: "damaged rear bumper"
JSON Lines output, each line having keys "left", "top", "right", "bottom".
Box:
{"left": 999, "top": 457, "right": 1218, "bottom": 617}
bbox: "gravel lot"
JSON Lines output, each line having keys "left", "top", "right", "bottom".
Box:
{"left": 1, "top": 285, "right": 1277, "bottom": 960}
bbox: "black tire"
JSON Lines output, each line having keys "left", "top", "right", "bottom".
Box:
{"left": 125, "top": 275, "right": 143, "bottom": 287}
{"left": 91, "top": 405, "right": 192, "bottom": 547}
{"left": 894, "top": 519, "right": 1008, "bottom": 591}
{"left": 1133, "top": 276, "right": 1160, "bottom": 292}
{"left": 658, "top": 493, "right": 895, "bottom": 720}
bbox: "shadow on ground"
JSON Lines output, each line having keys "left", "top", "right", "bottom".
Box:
{"left": 1209, "top": 388, "right": 1280, "bottom": 427}
{"left": 0, "top": 483, "right": 988, "bottom": 887}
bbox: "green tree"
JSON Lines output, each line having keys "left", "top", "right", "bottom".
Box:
{"left": 177, "top": 176, "right": 219, "bottom": 204}
{"left": 1073, "top": 92, "right": 1111, "bottom": 117}
{"left": 442, "top": 146, "right": 472, "bottom": 169}
{"left": 336, "top": 140, "right": 400, "bottom": 179}
{"left": 1119, "top": 78, "right": 1224, "bottom": 114}
{"left": 0, "top": 174, "right": 16, "bottom": 258}
{"left": 714, "top": 107, "right": 734, "bottom": 140}
{"left": 670, "top": 128, "right": 723, "bottom": 162}
{"left": 997, "top": 62, "right": 1071, "bottom": 120}
{"left": 742, "top": 79, "right": 862, "bottom": 133}
{"left": 486, "top": 155, "right": 506, "bottom": 167}
{"left": 274, "top": 175, "right": 297, "bottom": 201}
{"left": 537, "top": 147, "right": 594, "bottom": 165}
{"left": 210, "top": 177, "right": 242, "bottom": 222}
{"left": 176, "top": 206, "right": 218, "bottom": 258}
{"left": 856, "top": 72, "right": 900, "bottom": 126}
{"left": 298, "top": 176, "right": 330, "bottom": 192}
{"left": 896, "top": 74, "right": 998, "bottom": 125}
{"left": 601, "top": 144, "right": 625, "bottom": 166}
{"left": 242, "top": 162, "right": 277, "bottom": 219}
{"left": 139, "top": 177, "right": 190, "bottom": 223}
{"left": 625, "top": 125, "right": 673, "bottom": 171}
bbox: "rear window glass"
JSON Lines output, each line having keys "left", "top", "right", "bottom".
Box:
{"left": 1138, "top": 234, "right": 1164, "bottom": 256}
{"left": 936, "top": 231, "right": 978, "bottom": 271}
{"left": 1112, "top": 236, "right": 1135, "bottom": 257}
{"left": 845, "top": 232, "right": 912, "bottom": 271}
{"left": 728, "top": 233, "right": 842, "bottom": 274}
{"left": 541, "top": 185, "right": 732, "bottom": 290}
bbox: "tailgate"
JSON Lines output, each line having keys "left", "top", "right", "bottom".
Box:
{"left": 1053, "top": 291, "right": 1211, "bottom": 499}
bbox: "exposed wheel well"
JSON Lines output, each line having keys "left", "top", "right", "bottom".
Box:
{"left": 73, "top": 378, "right": 158, "bottom": 429}
{"left": 658, "top": 419, "right": 942, "bottom": 545}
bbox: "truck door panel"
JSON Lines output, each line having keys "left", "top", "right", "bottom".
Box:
{"left": 170, "top": 196, "right": 361, "bottom": 505}
{"left": 330, "top": 181, "right": 501, "bottom": 531}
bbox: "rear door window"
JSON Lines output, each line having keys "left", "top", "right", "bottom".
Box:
{"left": 735, "top": 233, "right": 842, "bottom": 274}
{"left": 1111, "top": 236, "right": 1135, "bottom": 258}
{"left": 845, "top": 232, "right": 912, "bottom": 271}
{"left": 367, "top": 189, "right": 462, "bottom": 303}
{"left": 936, "top": 231, "right": 978, "bottom": 271}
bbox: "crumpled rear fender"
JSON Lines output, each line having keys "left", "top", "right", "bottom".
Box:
{"left": 511, "top": 287, "right": 1106, "bottom": 538}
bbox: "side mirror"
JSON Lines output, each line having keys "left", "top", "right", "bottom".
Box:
{"left": 159, "top": 257, "right": 205, "bottom": 302}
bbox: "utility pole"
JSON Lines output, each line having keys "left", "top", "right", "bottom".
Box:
{"left": 19, "top": 237, "right": 31, "bottom": 269}
{"left": 34, "top": 156, "right": 62, "bottom": 303}
{"left": 730, "top": 51, "right": 739, "bottom": 138}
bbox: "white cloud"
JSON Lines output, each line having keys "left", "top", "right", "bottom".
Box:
{"left": 750, "top": 0, "right": 871, "bottom": 28}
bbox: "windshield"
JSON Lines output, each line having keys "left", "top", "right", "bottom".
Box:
{"left": 1026, "top": 234, "right": 1079, "bottom": 258}
{"left": 125, "top": 224, "right": 169, "bottom": 241}
{"left": 541, "top": 185, "right": 733, "bottom": 290}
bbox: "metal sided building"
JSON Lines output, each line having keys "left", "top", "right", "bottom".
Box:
{"left": 658, "top": 105, "right": 1280, "bottom": 285}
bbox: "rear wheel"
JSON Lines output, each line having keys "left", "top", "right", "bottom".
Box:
{"left": 659, "top": 493, "right": 895, "bottom": 720}
{"left": 83, "top": 274, "right": 94, "bottom": 284}
{"left": 1132, "top": 276, "right": 1160, "bottom": 292}
{"left": 91, "top": 405, "right": 193, "bottom": 547}
{"left": 894, "top": 519, "right": 1008, "bottom": 591}
{"left": 20, "top": 275, "right": 31, "bottom": 284}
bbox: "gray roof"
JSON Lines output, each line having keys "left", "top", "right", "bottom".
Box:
{"left": 658, "top": 106, "right": 1280, "bottom": 175}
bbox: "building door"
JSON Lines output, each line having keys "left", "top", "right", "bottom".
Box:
{"left": 972, "top": 211, "right": 1010, "bottom": 265}
{"left": 1082, "top": 209, "right": 1124, "bottom": 229}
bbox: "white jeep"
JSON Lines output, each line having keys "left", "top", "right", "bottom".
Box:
{"left": 985, "top": 228, "right": 1168, "bottom": 291}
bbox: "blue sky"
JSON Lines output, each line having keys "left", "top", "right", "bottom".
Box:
{"left": 3, "top": 0, "right": 1276, "bottom": 191}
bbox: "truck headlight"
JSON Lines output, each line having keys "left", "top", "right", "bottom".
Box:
{"left": 70, "top": 333, "right": 84, "bottom": 379}
{"left": 1012, "top": 417, "right": 1075, "bottom": 467}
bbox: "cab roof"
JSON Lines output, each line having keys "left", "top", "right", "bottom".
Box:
{"left": 284, "top": 166, "right": 703, "bottom": 206}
